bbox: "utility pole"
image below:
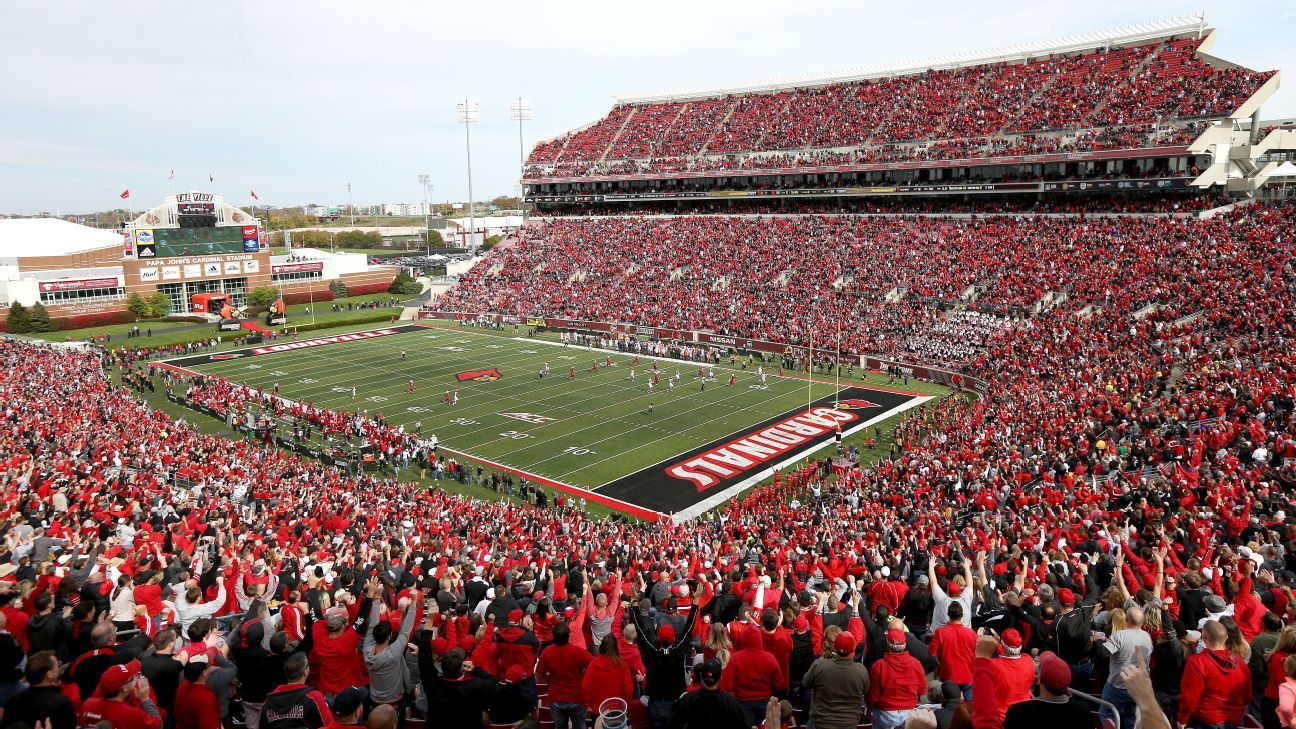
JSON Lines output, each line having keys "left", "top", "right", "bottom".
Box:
{"left": 509, "top": 98, "right": 532, "bottom": 221}
{"left": 417, "top": 174, "right": 433, "bottom": 255}
{"left": 347, "top": 182, "right": 354, "bottom": 226}
{"left": 456, "top": 100, "right": 479, "bottom": 253}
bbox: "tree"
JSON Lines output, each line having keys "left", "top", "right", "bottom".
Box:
{"left": 5, "top": 303, "right": 30, "bottom": 334}
{"left": 481, "top": 234, "right": 503, "bottom": 252}
{"left": 335, "top": 230, "right": 383, "bottom": 249}
{"left": 389, "top": 271, "right": 423, "bottom": 296}
{"left": 246, "top": 286, "right": 281, "bottom": 308}
{"left": 329, "top": 279, "right": 350, "bottom": 298}
{"left": 425, "top": 229, "right": 445, "bottom": 247}
{"left": 127, "top": 292, "right": 151, "bottom": 320}
{"left": 148, "top": 291, "right": 173, "bottom": 318}
{"left": 27, "top": 302, "right": 52, "bottom": 333}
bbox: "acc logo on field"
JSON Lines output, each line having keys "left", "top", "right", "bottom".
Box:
{"left": 499, "top": 412, "right": 554, "bottom": 424}
{"left": 456, "top": 368, "right": 502, "bottom": 382}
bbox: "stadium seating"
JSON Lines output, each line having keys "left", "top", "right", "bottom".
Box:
{"left": 523, "top": 38, "right": 1271, "bottom": 180}
{"left": 3, "top": 199, "right": 1293, "bottom": 728}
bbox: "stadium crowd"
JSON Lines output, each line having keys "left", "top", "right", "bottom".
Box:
{"left": 0, "top": 192, "right": 1290, "bottom": 729}
{"left": 523, "top": 38, "right": 1269, "bottom": 181}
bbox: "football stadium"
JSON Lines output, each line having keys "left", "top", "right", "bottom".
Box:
{"left": 3, "top": 8, "right": 1296, "bottom": 729}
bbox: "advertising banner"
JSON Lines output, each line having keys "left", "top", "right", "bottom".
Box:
{"left": 272, "top": 262, "right": 325, "bottom": 274}
{"left": 37, "top": 277, "right": 121, "bottom": 292}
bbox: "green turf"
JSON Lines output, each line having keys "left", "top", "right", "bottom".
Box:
{"left": 179, "top": 323, "right": 937, "bottom": 491}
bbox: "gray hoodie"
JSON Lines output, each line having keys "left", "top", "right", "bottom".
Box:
{"left": 364, "top": 602, "right": 417, "bottom": 703}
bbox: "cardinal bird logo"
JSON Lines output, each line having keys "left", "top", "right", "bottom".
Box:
{"left": 456, "top": 368, "right": 502, "bottom": 382}
{"left": 833, "top": 399, "right": 878, "bottom": 410}
{"left": 211, "top": 354, "right": 244, "bottom": 361}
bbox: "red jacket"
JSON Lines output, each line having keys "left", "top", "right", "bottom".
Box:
{"left": 496, "top": 625, "right": 541, "bottom": 680}
{"left": 929, "top": 622, "right": 977, "bottom": 684}
{"left": 1178, "top": 648, "right": 1252, "bottom": 726}
{"left": 307, "top": 623, "right": 365, "bottom": 695}
{"left": 583, "top": 655, "right": 634, "bottom": 713}
{"left": 175, "top": 681, "right": 222, "bottom": 729}
{"left": 868, "top": 651, "right": 927, "bottom": 711}
{"left": 761, "top": 628, "right": 793, "bottom": 690}
{"left": 80, "top": 697, "right": 162, "bottom": 729}
{"left": 720, "top": 626, "right": 784, "bottom": 703}
{"left": 536, "top": 642, "right": 592, "bottom": 703}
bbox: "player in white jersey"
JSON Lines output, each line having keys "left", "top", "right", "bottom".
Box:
{"left": 629, "top": 368, "right": 636, "bottom": 380}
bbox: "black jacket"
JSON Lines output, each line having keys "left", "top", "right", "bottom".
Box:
{"left": 26, "top": 612, "right": 71, "bottom": 661}
{"left": 260, "top": 683, "right": 333, "bottom": 729}
{"left": 0, "top": 685, "right": 78, "bottom": 729}
{"left": 140, "top": 653, "right": 184, "bottom": 716}
{"left": 666, "top": 687, "right": 752, "bottom": 729}
{"left": 426, "top": 670, "right": 501, "bottom": 729}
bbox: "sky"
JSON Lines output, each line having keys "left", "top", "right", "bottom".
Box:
{"left": 1, "top": 0, "right": 1294, "bottom": 215}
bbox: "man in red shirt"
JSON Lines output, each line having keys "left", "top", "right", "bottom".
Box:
{"left": 928, "top": 602, "right": 976, "bottom": 699}
{"left": 990, "top": 628, "right": 1036, "bottom": 721}
{"left": 536, "top": 622, "right": 592, "bottom": 729}
{"left": 1178, "top": 620, "right": 1252, "bottom": 728}
{"left": 868, "top": 628, "right": 927, "bottom": 729}
{"left": 307, "top": 608, "right": 365, "bottom": 697}
{"left": 79, "top": 660, "right": 163, "bottom": 729}
{"left": 174, "top": 656, "right": 223, "bottom": 729}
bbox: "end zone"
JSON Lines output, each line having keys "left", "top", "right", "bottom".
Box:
{"left": 595, "top": 387, "right": 929, "bottom": 522}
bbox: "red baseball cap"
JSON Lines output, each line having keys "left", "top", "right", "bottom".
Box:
{"left": 1001, "top": 628, "right": 1023, "bottom": 649}
{"left": 1057, "top": 588, "right": 1075, "bottom": 606}
{"left": 657, "top": 625, "right": 676, "bottom": 643}
{"left": 507, "top": 609, "right": 524, "bottom": 624}
{"left": 886, "top": 628, "right": 906, "bottom": 646}
{"left": 99, "top": 660, "right": 142, "bottom": 695}
{"left": 834, "top": 632, "right": 858, "bottom": 655}
{"left": 794, "top": 616, "right": 809, "bottom": 633}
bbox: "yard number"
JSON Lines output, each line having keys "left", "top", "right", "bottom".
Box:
{"left": 499, "top": 430, "right": 532, "bottom": 440}
{"left": 563, "top": 446, "right": 597, "bottom": 456}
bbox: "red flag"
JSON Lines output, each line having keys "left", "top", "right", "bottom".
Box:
{"left": 250, "top": 190, "right": 259, "bottom": 201}
{"left": 119, "top": 189, "right": 130, "bottom": 199}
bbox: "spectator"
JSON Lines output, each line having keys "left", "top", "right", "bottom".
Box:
{"left": 1178, "top": 620, "right": 1253, "bottom": 729}
{"left": 261, "top": 652, "right": 334, "bottom": 729}
{"left": 929, "top": 601, "right": 976, "bottom": 699}
{"left": 1100, "top": 604, "right": 1154, "bottom": 729}
{"left": 0, "top": 650, "right": 76, "bottom": 729}
{"left": 802, "top": 630, "right": 870, "bottom": 729}
{"left": 665, "top": 658, "right": 750, "bottom": 729}
{"left": 536, "top": 622, "right": 592, "bottom": 729}
{"left": 720, "top": 623, "right": 784, "bottom": 722}
{"left": 79, "top": 660, "right": 163, "bottom": 729}
{"left": 583, "top": 634, "right": 634, "bottom": 719}
{"left": 867, "top": 628, "right": 927, "bottom": 729}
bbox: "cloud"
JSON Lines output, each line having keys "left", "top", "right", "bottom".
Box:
{"left": 0, "top": 0, "right": 1292, "bottom": 213}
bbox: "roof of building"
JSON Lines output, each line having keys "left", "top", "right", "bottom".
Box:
{"left": 0, "top": 218, "right": 123, "bottom": 258}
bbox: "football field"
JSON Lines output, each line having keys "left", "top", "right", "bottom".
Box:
{"left": 162, "top": 323, "right": 932, "bottom": 519}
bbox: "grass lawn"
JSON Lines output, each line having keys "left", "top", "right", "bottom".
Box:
{"left": 169, "top": 322, "right": 948, "bottom": 518}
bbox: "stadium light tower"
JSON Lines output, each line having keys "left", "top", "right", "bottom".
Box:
{"left": 509, "top": 98, "right": 532, "bottom": 221}
{"left": 456, "top": 100, "right": 479, "bottom": 253}
{"left": 417, "top": 174, "right": 433, "bottom": 254}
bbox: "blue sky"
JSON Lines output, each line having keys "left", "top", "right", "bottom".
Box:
{"left": 1, "top": 0, "right": 1293, "bottom": 215}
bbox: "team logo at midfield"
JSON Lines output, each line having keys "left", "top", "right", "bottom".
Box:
{"left": 457, "top": 368, "right": 502, "bottom": 382}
